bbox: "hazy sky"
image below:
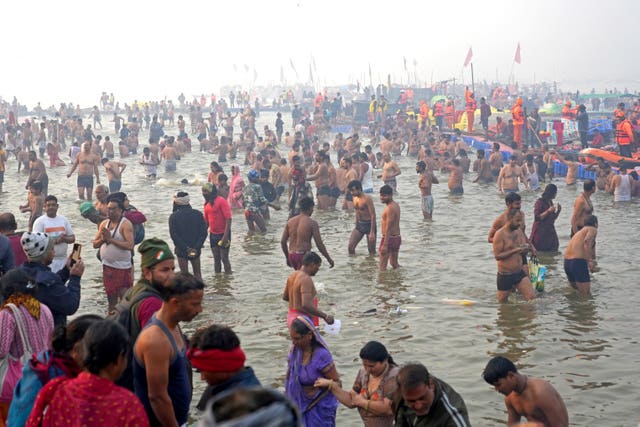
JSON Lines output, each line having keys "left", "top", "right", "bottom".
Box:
{"left": 4, "top": 0, "right": 639, "bottom": 107}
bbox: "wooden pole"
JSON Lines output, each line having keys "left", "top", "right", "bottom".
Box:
{"left": 471, "top": 62, "right": 475, "bottom": 94}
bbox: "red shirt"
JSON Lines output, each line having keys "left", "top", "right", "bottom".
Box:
{"left": 204, "top": 196, "right": 231, "bottom": 234}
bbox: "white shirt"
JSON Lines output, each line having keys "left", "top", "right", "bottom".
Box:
{"left": 32, "top": 214, "right": 74, "bottom": 272}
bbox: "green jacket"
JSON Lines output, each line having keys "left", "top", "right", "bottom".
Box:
{"left": 394, "top": 376, "right": 471, "bottom": 427}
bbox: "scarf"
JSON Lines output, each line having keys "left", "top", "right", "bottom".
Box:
{"left": 2, "top": 293, "right": 40, "bottom": 319}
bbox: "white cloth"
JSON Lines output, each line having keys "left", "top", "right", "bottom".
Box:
{"left": 99, "top": 217, "right": 132, "bottom": 269}
{"left": 32, "top": 215, "right": 74, "bottom": 272}
{"left": 362, "top": 161, "right": 374, "bottom": 192}
{"left": 614, "top": 174, "right": 632, "bottom": 202}
{"left": 523, "top": 163, "right": 540, "bottom": 191}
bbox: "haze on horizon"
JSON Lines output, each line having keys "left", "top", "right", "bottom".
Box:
{"left": 4, "top": 0, "right": 639, "bottom": 107}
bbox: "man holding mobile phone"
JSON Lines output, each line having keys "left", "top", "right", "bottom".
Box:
{"left": 32, "top": 195, "right": 75, "bottom": 273}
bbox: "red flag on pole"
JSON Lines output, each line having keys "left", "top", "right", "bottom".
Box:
{"left": 463, "top": 47, "right": 473, "bottom": 67}
{"left": 514, "top": 43, "right": 521, "bottom": 64}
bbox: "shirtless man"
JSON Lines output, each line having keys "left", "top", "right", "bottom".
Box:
{"left": 447, "top": 158, "right": 464, "bottom": 194}
{"left": 473, "top": 149, "right": 494, "bottom": 183}
{"left": 162, "top": 137, "right": 179, "bottom": 172}
{"left": 26, "top": 150, "right": 48, "bottom": 195}
{"left": 489, "top": 142, "right": 503, "bottom": 179}
{"left": 556, "top": 153, "right": 579, "bottom": 186}
{"left": 93, "top": 184, "right": 109, "bottom": 222}
{"left": 564, "top": 214, "right": 598, "bottom": 294}
{"left": 67, "top": 142, "right": 100, "bottom": 200}
{"left": 347, "top": 180, "right": 377, "bottom": 255}
{"left": 379, "top": 185, "right": 401, "bottom": 270}
{"left": 306, "top": 151, "right": 331, "bottom": 209}
{"left": 498, "top": 156, "right": 528, "bottom": 194}
{"left": 416, "top": 160, "right": 439, "bottom": 219}
{"left": 378, "top": 153, "right": 401, "bottom": 192}
{"left": 101, "top": 158, "right": 126, "bottom": 192}
{"left": 492, "top": 209, "right": 535, "bottom": 302}
{"left": 483, "top": 356, "right": 568, "bottom": 427}
{"left": 280, "top": 197, "right": 334, "bottom": 270}
{"left": 570, "top": 179, "right": 595, "bottom": 237}
{"left": 339, "top": 157, "right": 358, "bottom": 211}
{"left": 379, "top": 132, "right": 393, "bottom": 155}
{"left": 282, "top": 251, "right": 334, "bottom": 327}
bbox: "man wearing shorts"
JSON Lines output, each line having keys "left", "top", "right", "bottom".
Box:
{"left": 379, "top": 185, "right": 401, "bottom": 270}
{"left": 492, "top": 209, "right": 535, "bottom": 303}
{"left": 67, "top": 142, "right": 100, "bottom": 200}
{"left": 348, "top": 180, "right": 377, "bottom": 255}
{"left": 416, "top": 160, "right": 439, "bottom": 219}
{"left": 564, "top": 214, "right": 598, "bottom": 295}
{"left": 280, "top": 197, "right": 334, "bottom": 270}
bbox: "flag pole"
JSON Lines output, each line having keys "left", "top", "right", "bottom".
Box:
{"left": 471, "top": 62, "right": 475, "bottom": 94}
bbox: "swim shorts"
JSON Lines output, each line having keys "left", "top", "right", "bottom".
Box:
{"left": 384, "top": 178, "right": 397, "bottom": 188}
{"left": 109, "top": 179, "right": 122, "bottom": 192}
{"left": 356, "top": 220, "right": 372, "bottom": 235}
{"left": 317, "top": 185, "right": 331, "bottom": 196}
{"left": 564, "top": 258, "right": 590, "bottom": 283}
{"left": 422, "top": 195, "right": 434, "bottom": 214}
{"left": 450, "top": 187, "right": 464, "bottom": 195}
{"left": 287, "top": 251, "right": 305, "bottom": 270}
{"left": 330, "top": 187, "right": 341, "bottom": 198}
{"left": 345, "top": 191, "right": 353, "bottom": 202}
{"left": 209, "top": 232, "right": 230, "bottom": 249}
{"left": 77, "top": 174, "right": 94, "bottom": 188}
{"left": 165, "top": 159, "right": 176, "bottom": 172}
{"left": 380, "top": 235, "right": 401, "bottom": 252}
{"left": 496, "top": 270, "right": 527, "bottom": 291}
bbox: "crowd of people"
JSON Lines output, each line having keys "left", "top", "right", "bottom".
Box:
{"left": 1, "top": 87, "right": 638, "bottom": 426}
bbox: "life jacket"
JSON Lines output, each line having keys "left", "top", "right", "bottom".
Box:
{"left": 434, "top": 103, "right": 444, "bottom": 117}
{"left": 369, "top": 100, "right": 378, "bottom": 113}
{"left": 512, "top": 105, "right": 524, "bottom": 125}
{"left": 615, "top": 120, "right": 633, "bottom": 145}
{"left": 445, "top": 105, "right": 454, "bottom": 118}
{"left": 561, "top": 105, "right": 575, "bottom": 120}
{"left": 465, "top": 90, "right": 476, "bottom": 112}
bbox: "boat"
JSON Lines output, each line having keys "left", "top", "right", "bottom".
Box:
{"left": 578, "top": 148, "right": 640, "bottom": 167}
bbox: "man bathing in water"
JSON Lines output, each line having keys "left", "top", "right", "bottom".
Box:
{"left": 282, "top": 251, "right": 334, "bottom": 327}
{"left": 492, "top": 209, "right": 536, "bottom": 302}
{"left": 378, "top": 153, "right": 401, "bottom": 192}
{"left": 379, "top": 184, "right": 401, "bottom": 270}
{"left": 498, "top": 155, "right": 528, "bottom": 194}
{"left": 67, "top": 142, "right": 100, "bottom": 200}
{"left": 483, "top": 356, "right": 569, "bottom": 427}
{"left": 280, "top": 196, "right": 334, "bottom": 270}
{"left": 564, "top": 214, "right": 598, "bottom": 295}
{"left": 416, "top": 160, "right": 438, "bottom": 219}
{"left": 347, "top": 180, "right": 377, "bottom": 255}
{"left": 489, "top": 142, "right": 503, "bottom": 179}
{"left": 447, "top": 158, "right": 464, "bottom": 194}
{"left": 473, "top": 149, "right": 494, "bottom": 183}
{"left": 571, "top": 179, "right": 595, "bottom": 237}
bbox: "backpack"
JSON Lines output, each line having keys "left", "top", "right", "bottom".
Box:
{"left": 108, "top": 290, "right": 157, "bottom": 390}
{"left": 133, "top": 223, "right": 145, "bottom": 245}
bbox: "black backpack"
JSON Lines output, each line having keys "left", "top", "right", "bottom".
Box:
{"left": 108, "top": 290, "right": 157, "bottom": 390}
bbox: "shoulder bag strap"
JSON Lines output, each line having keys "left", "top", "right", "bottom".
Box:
{"left": 7, "top": 303, "right": 34, "bottom": 363}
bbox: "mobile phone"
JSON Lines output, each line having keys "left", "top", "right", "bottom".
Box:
{"left": 70, "top": 243, "right": 82, "bottom": 266}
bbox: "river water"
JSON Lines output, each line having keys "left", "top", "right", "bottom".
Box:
{"left": 2, "top": 112, "right": 638, "bottom": 426}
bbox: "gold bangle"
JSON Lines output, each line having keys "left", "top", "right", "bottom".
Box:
{"left": 365, "top": 400, "right": 371, "bottom": 412}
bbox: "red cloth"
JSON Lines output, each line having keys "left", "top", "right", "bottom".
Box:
{"left": 204, "top": 196, "right": 232, "bottom": 234}
{"left": 26, "top": 372, "right": 149, "bottom": 427}
{"left": 102, "top": 265, "right": 133, "bottom": 297}
{"left": 187, "top": 346, "right": 246, "bottom": 373}
{"left": 137, "top": 296, "right": 162, "bottom": 330}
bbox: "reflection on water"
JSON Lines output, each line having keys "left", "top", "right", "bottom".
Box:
{"left": 2, "top": 112, "right": 638, "bottom": 424}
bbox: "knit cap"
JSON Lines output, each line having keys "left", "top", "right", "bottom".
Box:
{"left": 138, "top": 238, "right": 175, "bottom": 269}
{"left": 21, "top": 232, "right": 54, "bottom": 262}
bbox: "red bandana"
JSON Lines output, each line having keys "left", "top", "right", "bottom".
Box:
{"left": 187, "top": 346, "right": 246, "bottom": 372}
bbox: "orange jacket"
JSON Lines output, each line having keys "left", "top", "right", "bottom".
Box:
{"left": 512, "top": 103, "right": 524, "bottom": 125}
{"left": 465, "top": 90, "right": 477, "bottom": 112}
{"left": 561, "top": 105, "right": 575, "bottom": 120}
{"left": 419, "top": 102, "right": 429, "bottom": 121}
{"left": 615, "top": 119, "right": 634, "bottom": 145}
{"left": 445, "top": 104, "right": 454, "bottom": 118}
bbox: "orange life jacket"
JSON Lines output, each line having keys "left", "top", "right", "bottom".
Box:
{"left": 615, "top": 120, "right": 634, "bottom": 145}
{"left": 512, "top": 105, "right": 524, "bottom": 125}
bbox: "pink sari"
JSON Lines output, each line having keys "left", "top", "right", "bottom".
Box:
{"left": 228, "top": 164, "right": 245, "bottom": 209}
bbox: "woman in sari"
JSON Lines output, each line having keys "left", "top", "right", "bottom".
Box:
{"left": 228, "top": 164, "right": 245, "bottom": 209}
{"left": 0, "top": 269, "right": 53, "bottom": 424}
{"left": 285, "top": 316, "right": 339, "bottom": 427}
{"left": 314, "top": 341, "right": 399, "bottom": 427}
{"left": 529, "top": 184, "right": 561, "bottom": 252}
{"left": 7, "top": 314, "right": 101, "bottom": 426}
{"left": 26, "top": 320, "right": 148, "bottom": 427}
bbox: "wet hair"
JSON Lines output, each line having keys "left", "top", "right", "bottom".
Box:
{"left": 359, "top": 341, "right": 396, "bottom": 365}
{"left": 160, "top": 271, "right": 205, "bottom": 301}
{"left": 44, "top": 195, "right": 58, "bottom": 204}
{"left": 583, "top": 179, "right": 596, "bottom": 192}
{"left": 106, "top": 195, "right": 124, "bottom": 210}
{"left": 1, "top": 269, "right": 37, "bottom": 299}
{"left": 416, "top": 161, "right": 426, "bottom": 171}
{"left": 397, "top": 363, "right": 431, "bottom": 390}
{"left": 477, "top": 149, "right": 485, "bottom": 157}
{"left": 505, "top": 192, "right": 521, "bottom": 205}
{"left": 342, "top": 157, "right": 352, "bottom": 166}
{"left": 541, "top": 183, "right": 557, "bottom": 200}
{"left": 191, "top": 324, "right": 240, "bottom": 351}
{"left": 584, "top": 214, "right": 598, "bottom": 227}
{"left": 299, "top": 197, "right": 315, "bottom": 212}
{"left": 207, "top": 387, "right": 301, "bottom": 426}
{"left": 482, "top": 356, "right": 517, "bottom": 384}
{"left": 380, "top": 184, "right": 393, "bottom": 195}
{"left": 218, "top": 174, "right": 228, "bottom": 182}
{"left": 81, "top": 320, "right": 129, "bottom": 375}
{"left": 206, "top": 185, "right": 219, "bottom": 205}
{"left": 51, "top": 314, "right": 102, "bottom": 354}
{"left": 347, "top": 180, "right": 362, "bottom": 191}
{"left": 301, "top": 251, "right": 322, "bottom": 266}
{"left": 290, "top": 318, "right": 313, "bottom": 337}
{"left": 360, "top": 152, "right": 368, "bottom": 161}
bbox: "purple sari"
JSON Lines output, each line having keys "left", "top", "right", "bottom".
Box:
{"left": 285, "top": 316, "right": 338, "bottom": 426}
